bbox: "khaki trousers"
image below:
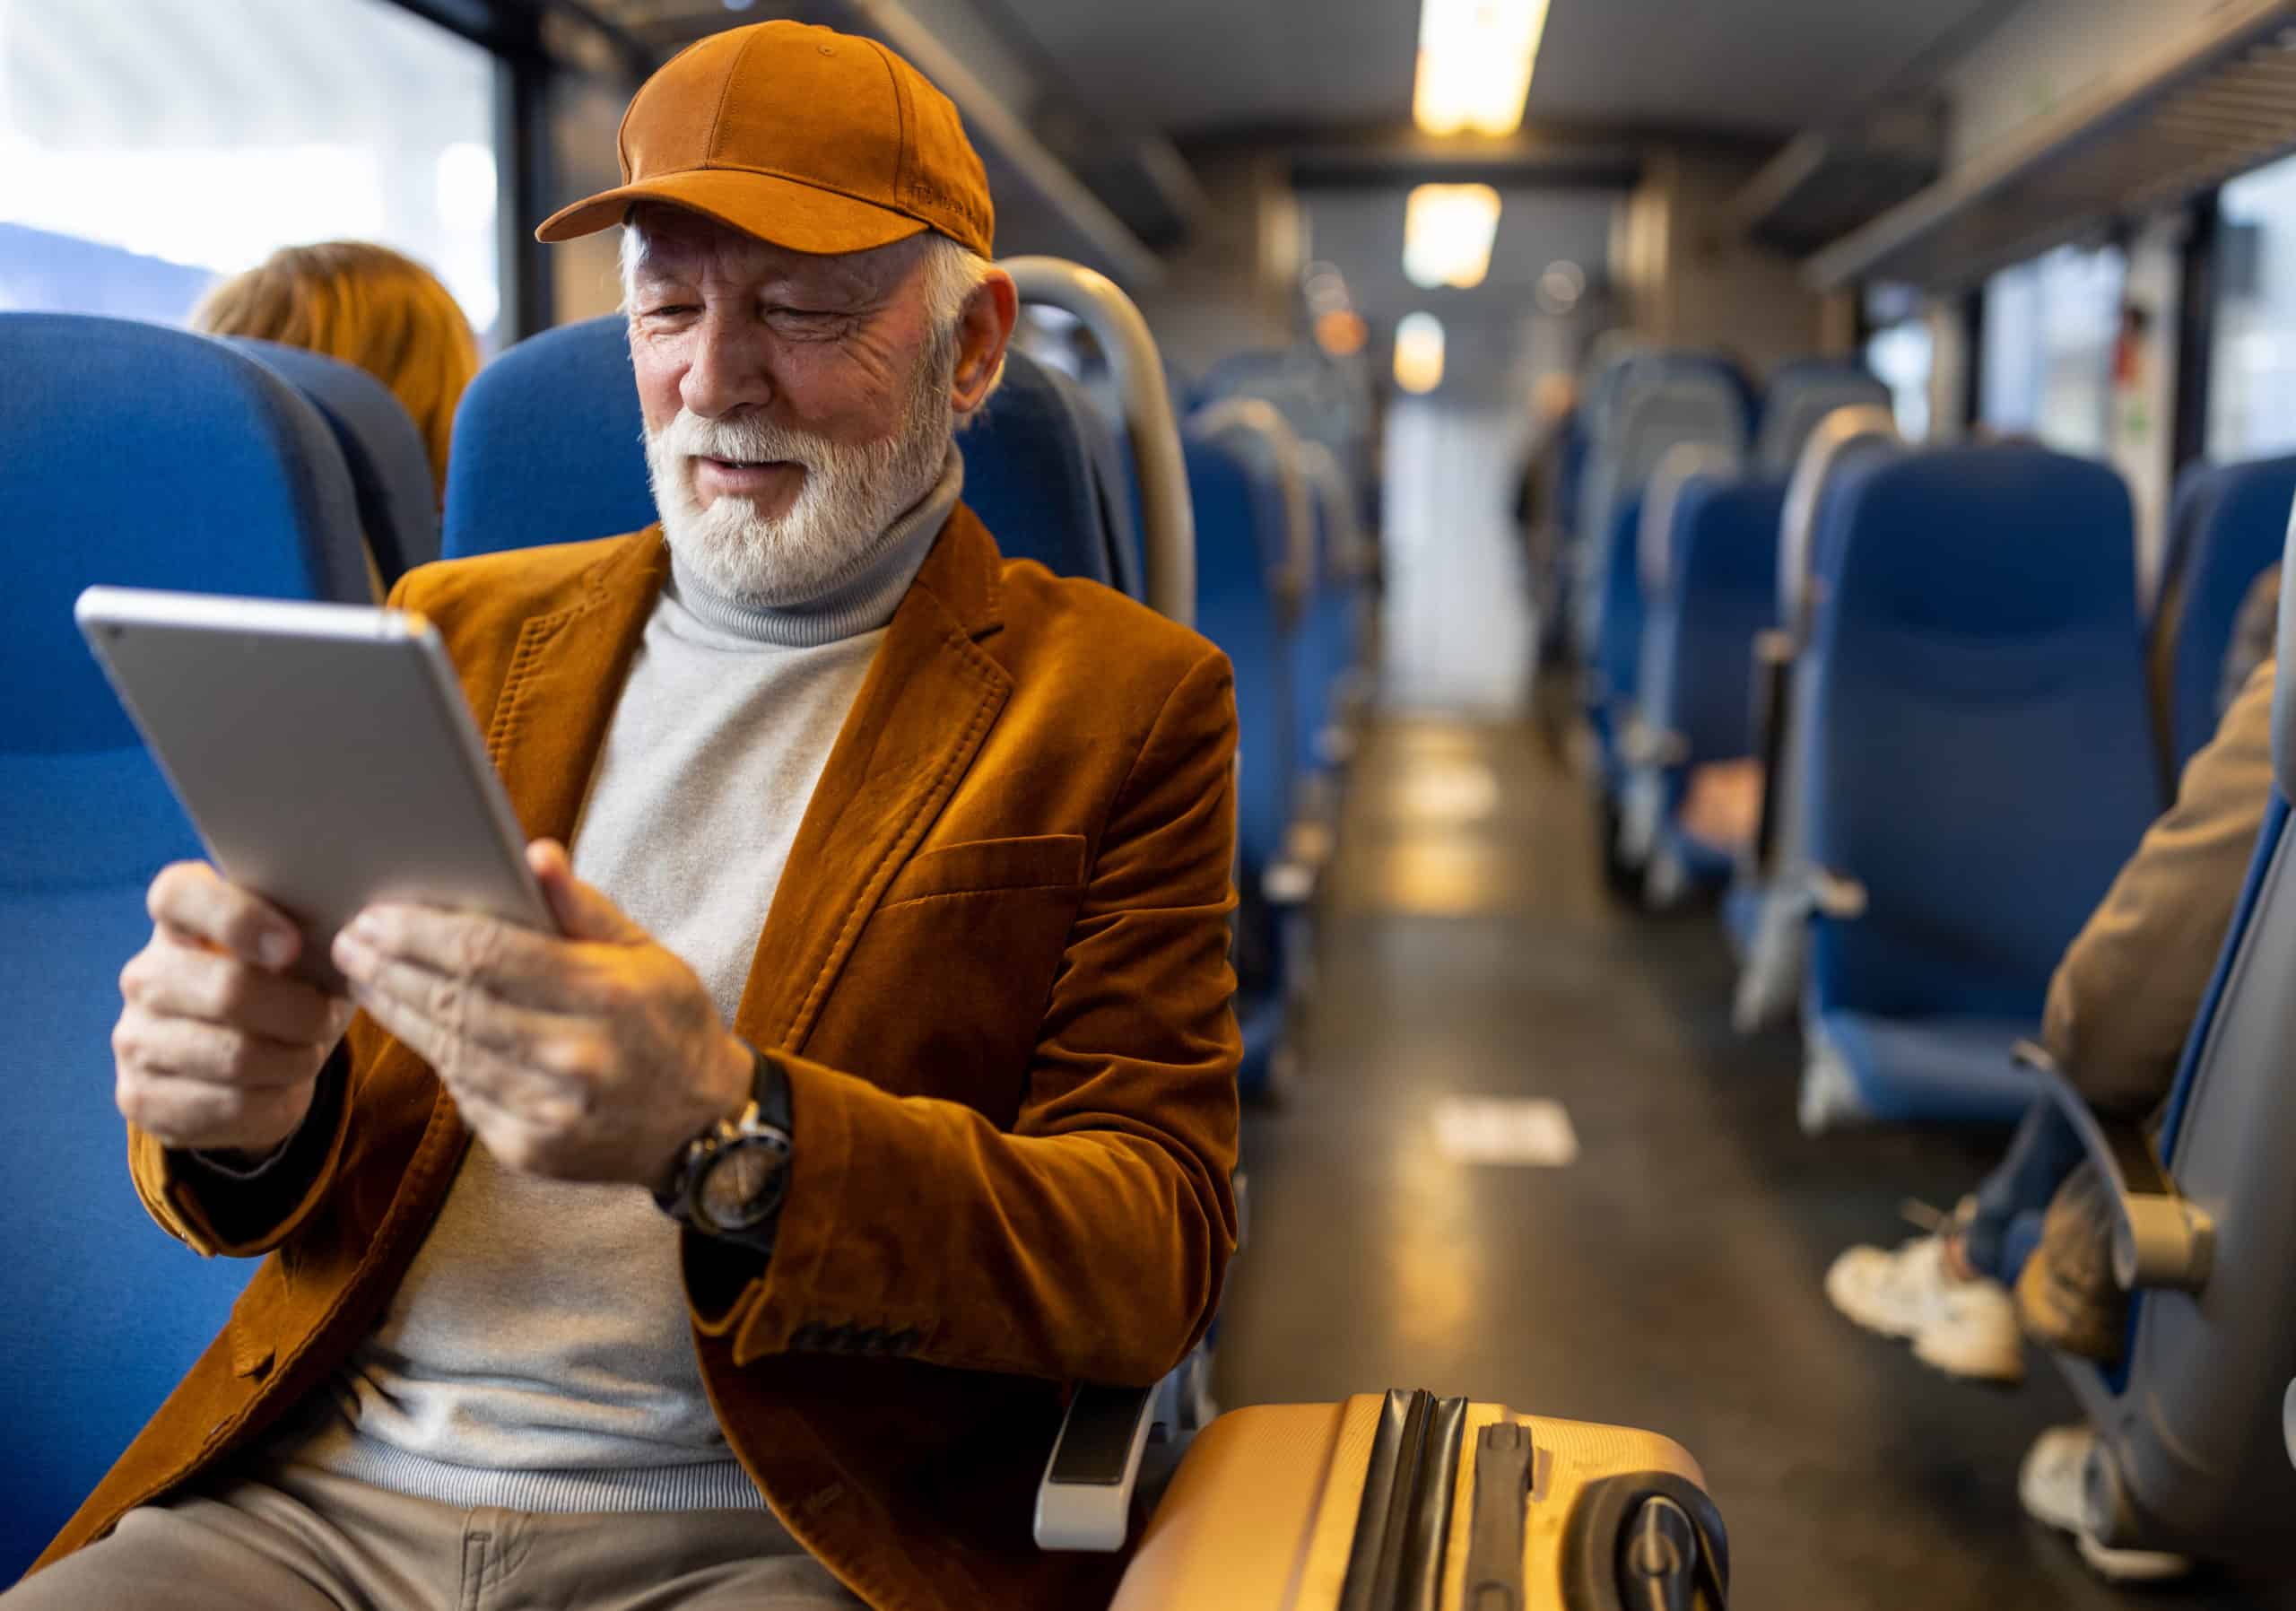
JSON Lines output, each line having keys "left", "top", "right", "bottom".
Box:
{"left": 5, "top": 1455, "right": 864, "bottom": 1611}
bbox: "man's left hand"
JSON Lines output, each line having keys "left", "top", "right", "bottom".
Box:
{"left": 332, "top": 839, "right": 752, "bottom": 1189}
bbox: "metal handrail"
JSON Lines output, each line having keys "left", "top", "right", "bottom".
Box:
{"left": 998, "top": 257, "right": 1195, "bottom": 626}
{"left": 1187, "top": 396, "right": 1314, "bottom": 623}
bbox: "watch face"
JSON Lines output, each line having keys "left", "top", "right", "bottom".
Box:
{"left": 699, "top": 1135, "right": 787, "bottom": 1231}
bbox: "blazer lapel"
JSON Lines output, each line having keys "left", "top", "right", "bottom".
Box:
{"left": 483, "top": 534, "right": 670, "bottom": 849}
{"left": 734, "top": 508, "right": 1012, "bottom": 1054}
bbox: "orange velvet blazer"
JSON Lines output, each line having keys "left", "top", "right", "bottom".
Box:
{"left": 32, "top": 507, "right": 1244, "bottom": 1611}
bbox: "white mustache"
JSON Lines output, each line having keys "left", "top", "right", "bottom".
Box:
{"left": 657, "top": 411, "right": 830, "bottom": 476}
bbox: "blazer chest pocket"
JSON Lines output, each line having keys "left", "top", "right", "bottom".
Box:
{"left": 848, "top": 836, "right": 1090, "bottom": 1118}
{"left": 877, "top": 833, "right": 1087, "bottom": 910}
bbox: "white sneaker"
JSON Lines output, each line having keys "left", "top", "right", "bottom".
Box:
{"left": 2018, "top": 1425, "right": 2192, "bottom": 1583}
{"left": 1823, "top": 1223, "right": 2024, "bottom": 1384}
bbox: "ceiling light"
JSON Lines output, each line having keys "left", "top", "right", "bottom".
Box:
{"left": 1395, "top": 312, "right": 1445, "bottom": 394}
{"left": 1403, "top": 183, "right": 1501, "bottom": 289}
{"left": 1535, "top": 258, "right": 1585, "bottom": 314}
{"left": 1413, "top": 0, "right": 1551, "bottom": 137}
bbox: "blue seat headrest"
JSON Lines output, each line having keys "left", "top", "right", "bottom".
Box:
{"left": 1820, "top": 445, "right": 2135, "bottom": 640}
{"left": 445, "top": 318, "right": 1127, "bottom": 589}
{"left": 1, "top": 313, "right": 369, "bottom": 754}
{"left": 962, "top": 350, "right": 1120, "bottom": 588}
{"left": 445, "top": 316, "right": 655, "bottom": 559}
{"left": 223, "top": 336, "right": 441, "bottom": 585}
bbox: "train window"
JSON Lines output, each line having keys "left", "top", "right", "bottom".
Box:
{"left": 2208, "top": 151, "right": 2296, "bottom": 460}
{"left": 1865, "top": 322, "right": 1933, "bottom": 441}
{"left": 1979, "top": 241, "right": 2126, "bottom": 457}
{"left": 0, "top": 0, "right": 500, "bottom": 339}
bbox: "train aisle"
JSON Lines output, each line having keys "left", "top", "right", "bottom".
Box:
{"left": 1215, "top": 493, "right": 2296, "bottom": 1606}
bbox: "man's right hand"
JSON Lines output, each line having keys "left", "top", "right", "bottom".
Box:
{"left": 114, "top": 862, "right": 356, "bottom": 1158}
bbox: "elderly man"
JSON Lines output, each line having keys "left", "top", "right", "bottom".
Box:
{"left": 13, "top": 22, "right": 1239, "bottom": 1611}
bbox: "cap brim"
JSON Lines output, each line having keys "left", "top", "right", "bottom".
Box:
{"left": 535, "top": 166, "right": 929, "bottom": 256}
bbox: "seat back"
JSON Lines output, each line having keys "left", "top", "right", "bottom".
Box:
{"left": 1188, "top": 437, "right": 1293, "bottom": 880}
{"left": 0, "top": 313, "right": 370, "bottom": 1578}
{"left": 1599, "top": 439, "right": 1744, "bottom": 763}
{"left": 1754, "top": 360, "right": 1892, "bottom": 477}
{"left": 1639, "top": 473, "right": 1790, "bottom": 768}
{"left": 1802, "top": 445, "right": 2158, "bottom": 1021}
{"left": 960, "top": 350, "right": 1127, "bottom": 588}
{"left": 443, "top": 315, "right": 655, "bottom": 557}
{"left": 2147, "top": 454, "right": 2296, "bottom": 780}
{"left": 2067, "top": 523, "right": 2296, "bottom": 1563}
{"left": 1571, "top": 353, "right": 1750, "bottom": 660}
{"left": 222, "top": 336, "right": 442, "bottom": 588}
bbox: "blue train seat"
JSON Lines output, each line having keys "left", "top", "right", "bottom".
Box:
{"left": 1187, "top": 435, "right": 1297, "bottom": 1097}
{"left": 443, "top": 316, "right": 656, "bottom": 558}
{"left": 0, "top": 313, "right": 370, "bottom": 1579}
{"left": 1798, "top": 446, "right": 2159, "bottom": 1128}
{"left": 1754, "top": 360, "right": 1892, "bottom": 477}
{"left": 444, "top": 313, "right": 1126, "bottom": 590}
{"left": 1627, "top": 471, "right": 1790, "bottom": 902}
{"left": 962, "top": 350, "right": 1137, "bottom": 590}
{"left": 1575, "top": 354, "right": 1751, "bottom": 745}
{"left": 2145, "top": 453, "right": 2296, "bottom": 783}
{"left": 2013, "top": 508, "right": 2296, "bottom": 1567}
{"left": 223, "top": 336, "right": 441, "bottom": 588}
{"left": 1726, "top": 405, "right": 1903, "bottom": 1014}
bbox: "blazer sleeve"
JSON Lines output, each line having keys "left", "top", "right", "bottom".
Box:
{"left": 2040, "top": 657, "right": 2277, "bottom": 1119}
{"left": 129, "top": 1046, "right": 356, "bottom": 1257}
{"left": 683, "top": 647, "right": 1244, "bottom": 1386}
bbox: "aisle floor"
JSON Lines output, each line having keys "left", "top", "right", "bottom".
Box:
{"left": 1213, "top": 714, "right": 2296, "bottom": 1609}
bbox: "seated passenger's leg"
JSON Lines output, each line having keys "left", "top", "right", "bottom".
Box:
{"left": 1822, "top": 1102, "right": 2086, "bottom": 1385}
{"left": 1961, "top": 1100, "right": 2087, "bottom": 1285}
{"left": 0, "top": 1459, "right": 421, "bottom": 1611}
{"left": 2019, "top": 1426, "right": 2192, "bottom": 1583}
{"left": 2013, "top": 1161, "right": 2127, "bottom": 1363}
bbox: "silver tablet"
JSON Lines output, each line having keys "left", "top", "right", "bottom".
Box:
{"left": 76, "top": 586, "right": 555, "bottom": 992}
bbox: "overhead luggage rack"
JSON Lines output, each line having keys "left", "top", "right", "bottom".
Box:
{"left": 1807, "top": 0, "right": 2296, "bottom": 292}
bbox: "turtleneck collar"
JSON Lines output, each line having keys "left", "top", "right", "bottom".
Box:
{"left": 665, "top": 445, "right": 963, "bottom": 649}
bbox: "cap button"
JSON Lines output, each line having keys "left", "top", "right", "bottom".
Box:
{"left": 818, "top": 43, "right": 836, "bottom": 55}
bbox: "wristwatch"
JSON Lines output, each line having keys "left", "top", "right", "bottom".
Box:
{"left": 654, "top": 1042, "right": 792, "bottom": 1254}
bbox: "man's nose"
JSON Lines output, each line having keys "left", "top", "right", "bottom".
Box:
{"left": 680, "top": 317, "right": 773, "bottom": 420}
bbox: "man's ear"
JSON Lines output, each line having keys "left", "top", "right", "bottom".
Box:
{"left": 951, "top": 269, "right": 1018, "bottom": 416}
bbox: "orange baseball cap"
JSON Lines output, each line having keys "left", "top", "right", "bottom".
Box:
{"left": 535, "top": 21, "right": 994, "bottom": 261}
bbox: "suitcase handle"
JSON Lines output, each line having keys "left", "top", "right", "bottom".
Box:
{"left": 1462, "top": 1422, "right": 1535, "bottom": 1610}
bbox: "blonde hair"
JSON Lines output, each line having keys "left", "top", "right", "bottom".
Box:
{"left": 192, "top": 242, "right": 479, "bottom": 500}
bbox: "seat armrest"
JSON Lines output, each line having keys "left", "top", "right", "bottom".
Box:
{"left": 1806, "top": 867, "right": 1867, "bottom": 919}
{"left": 1619, "top": 717, "right": 1688, "bottom": 771}
{"left": 1748, "top": 631, "right": 1795, "bottom": 877}
{"left": 2013, "top": 1041, "right": 2213, "bottom": 1293}
{"left": 1035, "top": 1381, "right": 1159, "bottom": 1552}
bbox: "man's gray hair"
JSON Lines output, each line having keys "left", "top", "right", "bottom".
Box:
{"left": 618, "top": 219, "right": 1003, "bottom": 414}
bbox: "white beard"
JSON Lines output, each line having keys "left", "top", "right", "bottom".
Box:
{"left": 645, "top": 358, "right": 953, "bottom": 609}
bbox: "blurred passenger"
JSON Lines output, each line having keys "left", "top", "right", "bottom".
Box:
{"left": 191, "top": 241, "right": 479, "bottom": 503}
{"left": 15, "top": 24, "right": 1239, "bottom": 1611}
{"left": 2218, "top": 562, "right": 2280, "bottom": 718}
{"left": 1825, "top": 588, "right": 2279, "bottom": 1581}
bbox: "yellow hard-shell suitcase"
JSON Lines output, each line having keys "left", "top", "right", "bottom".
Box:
{"left": 1112, "top": 1390, "right": 1726, "bottom": 1610}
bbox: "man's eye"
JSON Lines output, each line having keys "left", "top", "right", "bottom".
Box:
{"left": 639, "top": 302, "right": 697, "bottom": 319}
